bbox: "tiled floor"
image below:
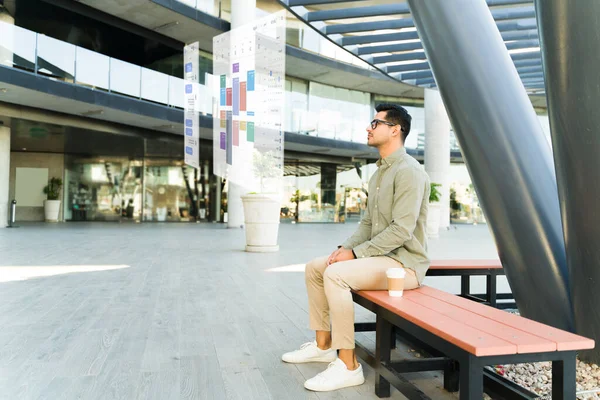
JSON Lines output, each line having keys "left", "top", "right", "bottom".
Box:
{"left": 0, "top": 222, "right": 503, "bottom": 399}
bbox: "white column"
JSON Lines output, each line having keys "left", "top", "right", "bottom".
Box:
{"left": 231, "top": 0, "right": 256, "bottom": 29}
{"left": 0, "top": 126, "right": 10, "bottom": 228}
{"left": 227, "top": 0, "right": 256, "bottom": 229}
{"left": 0, "top": 4, "right": 15, "bottom": 68}
{"left": 424, "top": 88, "right": 451, "bottom": 229}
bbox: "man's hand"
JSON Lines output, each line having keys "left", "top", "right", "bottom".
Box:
{"left": 327, "top": 247, "right": 356, "bottom": 265}
{"left": 327, "top": 248, "right": 342, "bottom": 266}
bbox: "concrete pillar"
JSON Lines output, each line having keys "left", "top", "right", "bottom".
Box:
{"left": 226, "top": 0, "right": 256, "bottom": 229}
{"left": 407, "top": 0, "right": 573, "bottom": 331}
{"left": 0, "top": 126, "right": 10, "bottom": 228}
{"left": 0, "top": 3, "right": 15, "bottom": 68}
{"left": 424, "top": 88, "right": 450, "bottom": 229}
{"left": 535, "top": 0, "right": 600, "bottom": 362}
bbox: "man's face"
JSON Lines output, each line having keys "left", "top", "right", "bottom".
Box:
{"left": 367, "top": 111, "right": 399, "bottom": 148}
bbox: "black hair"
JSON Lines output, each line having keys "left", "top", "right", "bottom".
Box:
{"left": 375, "top": 103, "right": 412, "bottom": 142}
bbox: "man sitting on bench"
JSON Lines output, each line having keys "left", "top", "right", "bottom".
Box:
{"left": 282, "top": 104, "right": 431, "bottom": 392}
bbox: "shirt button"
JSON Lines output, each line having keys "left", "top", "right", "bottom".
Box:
{"left": 377, "top": 187, "right": 380, "bottom": 190}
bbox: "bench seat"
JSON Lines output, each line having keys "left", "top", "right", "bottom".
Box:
{"left": 353, "top": 286, "right": 594, "bottom": 399}
{"left": 427, "top": 259, "right": 513, "bottom": 308}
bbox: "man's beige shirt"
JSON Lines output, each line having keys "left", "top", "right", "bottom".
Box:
{"left": 342, "top": 147, "right": 431, "bottom": 284}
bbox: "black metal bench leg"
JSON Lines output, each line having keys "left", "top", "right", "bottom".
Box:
{"left": 459, "top": 355, "right": 483, "bottom": 400}
{"left": 444, "top": 360, "right": 460, "bottom": 392}
{"left": 375, "top": 315, "right": 392, "bottom": 398}
{"left": 552, "top": 352, "right": 576, "bottom": 400}
{"left": 487, "top": 272, "right": 497, "bottom": 308}
{"left": 461, "top": 275, "right": 470, "bottom": 297}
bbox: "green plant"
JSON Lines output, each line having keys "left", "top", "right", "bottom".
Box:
{"left": 450, "top": 187, "right": 461, "bottom": 211}
{"left": 43, "top": 177, "right": 63, "bottom": 200}
{"left": 429, "top": 182, "right": 442, "bottom": 203}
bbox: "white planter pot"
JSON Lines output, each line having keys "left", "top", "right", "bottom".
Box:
{"left": 241, "top": 194, "right": 280, "bottom": 252}
{"left": 427, "top": 202, "right": 441, "bottom": 238}
{"left": 44, "top": 200, "right": 61, "bottom": 222}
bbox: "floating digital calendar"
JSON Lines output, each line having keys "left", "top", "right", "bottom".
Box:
{"left": 212, "top": 11, "right": 286, "bottom": 193}
{"left": 183, "top": 41, "right": 200, "bottom": 169}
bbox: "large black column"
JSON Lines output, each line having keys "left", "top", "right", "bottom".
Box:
{"left": 535, "top": 0, "right": 600, "bottom": 361}
{"left": 406, "top": 0, "right": 573, "bottom": 330}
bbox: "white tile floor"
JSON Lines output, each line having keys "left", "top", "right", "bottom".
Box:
{"left": 0, "top": 222, "right": 504, "bottom": 399}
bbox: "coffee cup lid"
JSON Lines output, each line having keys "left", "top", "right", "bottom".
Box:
{"left": 386, "top": 268, "right": 406, "bottom": 277}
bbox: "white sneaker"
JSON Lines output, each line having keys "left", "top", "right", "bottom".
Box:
{"left": 304, "top": 358, "right": 365, "bottom": 392}
{"left": 281, "top": 341, "right": 337, "bottom": 364}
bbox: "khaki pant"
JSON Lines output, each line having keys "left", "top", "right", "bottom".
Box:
{"left": 305, "top": 255, "right": 419, "bottom": 350}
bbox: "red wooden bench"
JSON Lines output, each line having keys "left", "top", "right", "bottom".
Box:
{"left": 427, "top": 259, "right": 513, "bottom": 308}
{"left": 353, "top": 286, "right": 594, "bottom": 400}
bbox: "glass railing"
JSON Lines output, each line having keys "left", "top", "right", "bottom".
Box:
{"left": 0, "top": 21, "right": 380, "bottom": 145}
{"left": 176, "top": 0, "right": 224, "bottom": 20}
{"left": 0, "top": 21, "right": 212, "bottom": 113}
{"left": 171, "top": 0, "right": 374, "bottom": 71}
{"left": 285, "top": 22, "right": 375, "bottom": 71}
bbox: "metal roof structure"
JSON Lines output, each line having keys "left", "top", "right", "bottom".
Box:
{"left": 277, "top": 0, "right": 545, "bottom": 95}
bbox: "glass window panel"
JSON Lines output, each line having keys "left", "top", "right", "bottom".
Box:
{"left": 110, "top": 59, "right": 141, "bottom": 97}
{"left": 141, "top": 68, "right": 169, "bottom": 104}
{"left": 196, "top": 0, "right": 215, "bottom": 14}
{"left": 75, "top": 46, "right": 109, "bottom": 89}
{"left": 177, "top": 0, "right": 196, "bottom": 7}
{"left": 37, "top": 34, "right": 76, "bottom": 80}
{"left": 169, "top": 76, "right": 185, "bottom": 108}
{"left": 144, "top": 162, "right": 195, "bottom": 222}
{"left": 0, "top": 22, "right": 36, "bottom": 71}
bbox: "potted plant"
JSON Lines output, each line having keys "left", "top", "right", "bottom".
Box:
{"left": 43, "top": 177, "right": 63, "bottom": 222}
{"left": 427, "top": 182, "right": 442, "bottom": 238}
{"left": 241, "top": 150, "right": 283, "bottom": 252}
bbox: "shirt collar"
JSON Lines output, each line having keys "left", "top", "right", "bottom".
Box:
{"left": 376, "top": 147, "right": 407, "bottom": 167}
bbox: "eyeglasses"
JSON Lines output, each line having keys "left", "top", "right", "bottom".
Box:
{"left": 370, "top": 119, "right": 400, "bottom": 130}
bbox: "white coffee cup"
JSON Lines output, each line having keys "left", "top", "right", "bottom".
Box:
{"left": 386, "top": 268, "right": 406, "bottom": 297}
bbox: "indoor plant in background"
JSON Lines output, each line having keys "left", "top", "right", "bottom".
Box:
{"left": 427, "top": 182, "right": 442, "bottom": 238}
{"left": 43, "top": 177, "right": 63, "bottom": 222}
{"left": 241, "top": 150, "right": 283, "bottom": 252}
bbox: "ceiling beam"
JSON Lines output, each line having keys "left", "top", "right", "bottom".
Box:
{"left": 486, "top": 0, "right": 533, "bottom": 5}
{"left": 341, "top": 27, "right": 538, "bottom": 47}
{"left": 505, "top": 39, "right": 539, "bottom": 50}
{"left": 324, "top": 17, "right": 413, "bottom": 34}
{"left": 517, "top": 65, "right": 543, "bottom": 73}
{"left": 415, "top": 78, "right": 435, "bottom": 85}
{"left": 362, "top": 37, "right": 537, "bottom": 58}
{"left": 340, "top": 31, "right": 419, "bottom": 46}
{"left": 520, "top": 71, "right": 544, "bottom": 78}
{"left": 305, "top": 3, "right": 410, "bottom": 22}
{"left": 393, "top": 70, "right": 433, "bottom": 80}
{"left": 370, "top": 51, "right": 427, "bottom": 64}
{"left": 386, "top": 61, "right": 430, "bottom": 73}
{"left": 511, "top": 51, "right": 541, "bottom": 61}
{"left": 502, "top": 29, "right": 539, "bottom": 41}
{"left": 357, "top": 41, "right": 422, "bottom": 55}
{"left": 324, "top": 13, "right": 536, "bottom": 35}
{"left": 391, "top": 57, "right": 542, "bottom": 82}
{"left": 514, "top": 58, "right": 542, "bottom": 67}
{"left": 288, "top": 0, "right": 365, "bottom": 6}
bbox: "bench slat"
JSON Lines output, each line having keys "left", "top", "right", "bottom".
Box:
{"left": 417, "top": 286, "right": 595, "bottom": 351}
{"left": 358, "top": 290, "right": 517, "bottom": 356}
{"left": 429, "top": 259, "right": 502, "bottom": 270}
{"left": 403, "top": 291, "right": 557, "bottom": 353}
